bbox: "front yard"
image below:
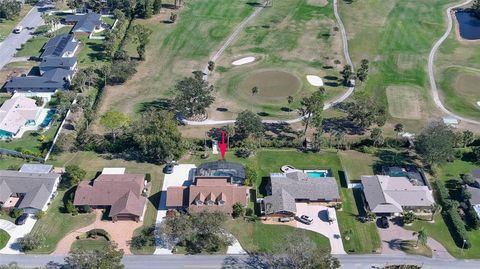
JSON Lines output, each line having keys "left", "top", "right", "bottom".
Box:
{"left": 0, "top": 5, "right": 32, "bottom": 41}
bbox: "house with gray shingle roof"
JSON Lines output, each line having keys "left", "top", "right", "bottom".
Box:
{"left": 262, "top": 171, "right": 340, "bottom": 217}
{"left": 361, "top": 175, "right": 434, "bottom": 216}
{"left": 41, "top": 34, "right": 79, "bottom": 58}
{"left": 0, "top": 168, "right": 61, "bottom": 214}
{"left": 65, "top": 12, "right": 102, "bottom": 37}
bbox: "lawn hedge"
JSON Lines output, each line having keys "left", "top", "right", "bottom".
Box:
{"left": 86, "top": 229, "right": 111, "bottom": 241}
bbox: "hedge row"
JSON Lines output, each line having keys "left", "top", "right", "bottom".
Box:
{"left": 86, "top": 229, "right": 111, "bottom": 241}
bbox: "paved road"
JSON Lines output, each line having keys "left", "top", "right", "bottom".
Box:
{"left": 2, "top": 254, "right": 480, "bottom": 269}
{"left": 0, "top": 5, "right": 46, "bottom": 70}
{"left": 184, "top": 0, "right": 355, "bottom": 126}
{"left": 428, "top": 0, "right": 480, "bottom": 125}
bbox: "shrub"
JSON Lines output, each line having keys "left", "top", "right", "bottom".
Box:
{"left": 145, "top": 173, "right": 152, "bottom": 183}
{"left": 18, "top": 233, "right": 44, "bottom": 251}
{"left": 402, "top": 211, "right": 415, "bottom": 224}
{"left": 80, "top": 205, "right": 92, "bottom": 213}
{"left": 131, "top": 234, "right": 148, "bottom": 249}
{"left": 10, "top": 208, "right": 23, "bottom": 218}
{"left": 35, "top": 211, "right": 45, "bottom": 220}
{"left": 244, "top": 163, "right": 258, "bottom": 186}
{"left": 232, "top": 203, "right": 244, "bottom": 219}
{"left": 443, "top": 207, "right": 471, "bottom": 249}
{"left": 245, "top": 208, "right": 254, "bottom": 217}
{"left": 86, "top": 229, "right": 111, "bottom": 241}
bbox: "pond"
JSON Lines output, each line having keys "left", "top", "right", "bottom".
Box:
{"left": 455, "top": 11, "right": 480, "bottom": 40}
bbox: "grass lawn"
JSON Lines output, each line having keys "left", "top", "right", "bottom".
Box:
{"left": 184, "top": 148, "right": 381, "bottom": 254}
{"left": 70, "top": 238, "right": 110, "bottom": 252}
{"left": 338, "top": 0, "right": 454, "bottom": 131}
{"left": 28, "top": 189, "right": 96, "bottom": 254}
{"left": 0, "top": 212, "right": 16, "bottom": 223}
{"left": 48, "top": 151, "right": 164, "bottom": 255}
{"left": 338, "top": 150, "right": 377, "bottom": 181}
{"left": 0, "top": 5, "right": 32, "bottom": 41}
{"left": 227, "top": 219, "right": 330, "bottom": 253}
{"left": 0, "top": 119, "right": 61, "bottom": 157}
{"left": 0, "top": 229, "right": 10, "bottom": 249}
{"left": 400, "top": 240, "right": 433, "bottom": 257}
{"left": 15, "top": 26, "right": 73, "bottom": 57}
{"left": 76, "top": 36, "right": 107, "bottom": 67}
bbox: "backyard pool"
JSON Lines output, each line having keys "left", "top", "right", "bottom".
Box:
{"left": 40, "top": 110, "right": 55, "bottom": 128}
{"left": 305, "top": 170, "right": 329, "bottom": 178}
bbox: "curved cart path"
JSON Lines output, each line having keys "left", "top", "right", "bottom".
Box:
{"left": 185, "top": 0, "right": 355, "bottom": 126}
{"left": 428, "top": 0, "right": 480, "bottom": 125}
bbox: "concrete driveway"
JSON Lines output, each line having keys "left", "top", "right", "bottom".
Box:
{"left": 377, "top": 217, "right": 454, "bottom": 260}
{"left": 295, "top": 203, "right": 346, "bottom": 254}
{"left": 154, "top": 164, "right": 196, "bottom": 254}
{"left": 0, "top": 216, "right": 37, "bottom": 254}
{"left": 0, "top": 4, "right": 51, "bottom": 71}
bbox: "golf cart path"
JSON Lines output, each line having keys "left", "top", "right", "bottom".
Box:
{"left": 185, "top": 0, "right": 354, "bottom": 126}
{"left": 428, "top": 0, "right": 480, "bottom": 125}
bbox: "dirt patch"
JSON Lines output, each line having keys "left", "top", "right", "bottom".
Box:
{"left": 307, "top": 0, "right": 328, "bottom": 7}
{"left": 238, "top": 70, "right": 301, "bottom": 100}
{"left": 386, "top": 86, "right": 423, "bottom": 120}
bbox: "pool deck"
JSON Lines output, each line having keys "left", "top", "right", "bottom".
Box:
{"left": 13, "top": 108, "right": 53, "bottom": 139}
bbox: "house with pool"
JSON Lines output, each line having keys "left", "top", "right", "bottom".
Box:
{"left": 261, "top": 170, "right": 341, "bottom": 217}
{"left": 0, "top": 96, "right": 42, "bottom": 139}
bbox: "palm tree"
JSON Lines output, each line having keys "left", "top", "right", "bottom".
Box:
{"left": 318, "top": 86, "right": 326, "bottom": 94}
{"left": 287, "top": 95, "right": 293, "bottom": 113}
{"left": 413, "top": 228, "right": 428, "bottom": 248}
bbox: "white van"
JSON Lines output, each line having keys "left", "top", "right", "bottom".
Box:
{"left": 327, "top": 208, "right": 336, "bottom": 222}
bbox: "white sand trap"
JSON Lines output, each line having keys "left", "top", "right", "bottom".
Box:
{"left": 232, "top": 56, "right": 256, "bottom": 66}
{"left": 306, "top": 75, "right": 324, "bottom": 86}
{"left": 477, "top": 101, "right": 480, "bottom": 107}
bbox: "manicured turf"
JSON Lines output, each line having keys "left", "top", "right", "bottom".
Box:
{"left": 338, "top": 150, "right": 377, "bottom": 181}
{"left": 0, "top": 229, "right": 10, "bottom": 250}
{"left": 339, "top": 0, "right": 453, "bottom": 130}
{"left": 28, "top": 190, "right": 96, "bottom": 254}
{"left": 386, "top": 86, "right": 424, "bottom": 120}
{"left": 184, "top": 149, "right": 381, "bottom": 254}
{"left": 438, "top": 67, "right": 480, "bottom": 120}
{"left": 71, "top": 238, "right": 110, "bottom": 252}
{"left": 76, "top": 36, "right": 107, "bottom": 67}
{"left": 0, "top": 5, "right": 32, "bottom": 41}
{"left": 227, "top": 219, "right": 330, "bottom": 253}
{"left": 400, "top": 240, "right": 433, "bottom": 257}
{"left": 49, "top": 151, "right": 164, "bottom": 255}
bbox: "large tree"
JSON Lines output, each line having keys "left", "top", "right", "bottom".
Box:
{"left": 64, "top": 242, "right": 124, "bottom": 269}
{"left": 133, "top": 24, "right": 152, "bottom": 60}
{"left": 173, "top": 72, "right": 215, "bottom": 118}
{"left": 234, "top": 110, "right": 264, "bottom": 141}
{"left": 265, "top": 233, "right": 340, "bottom": 269}
{"left": 131, "top": 110, "right": 184, "bottom": 164}
{"left": 343, "top": 93, "right": 386, "bottom": 129}
{"left": 299, "top": 91, "right": 324, "bottom": 136}
{"left": 100, "top": 111, "right": 130, "bottom": 143}
{"left": 473, "top": 0, "right": 480, "bottom": 19}
{"left": 64, "top": 165, "right": 86, "bottom": 187}
{"left": 415, "top": 121, "right": 456, "bottom": 166}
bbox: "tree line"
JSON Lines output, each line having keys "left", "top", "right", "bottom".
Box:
{"left": 0, "top": 0, "right": 21, "bottom": 20}
{"left": 66, "top": 0, "right": 162, "bottom": 19}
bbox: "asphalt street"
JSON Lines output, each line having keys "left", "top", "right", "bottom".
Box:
{"left": 0, "top": 4, "right": 48, "bottom": 71}
{"left": 2, "top": 254, "right": 480, "bottom": 269}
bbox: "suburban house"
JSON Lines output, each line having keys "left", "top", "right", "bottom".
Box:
{"left": 65, "top": 12, "right": 102, "bottom": 37}
{"left": 40, "top": 34, "right": 79, "bottom": 58}
{"left": 195, "top": 161, "right": 246, "bottom": 184}
{"left": 166, "top": 176, "right": 250, "bottom": 215}
{"left": 0, "top": 165, "right": 61, "bottom": 214}
{"left": 361, "top": 175, "right": 435, "bottom": 216}
{"left": 0, "top": 96, "right": 42, "bottom": 138}
{"left": 261, "top": 171, "right": 341, "bottom": 217}
{"left": 4, "top": 34, "right": 79, "bottom": 94}
{"left": 73, "top": 168, "right": 147, "bottom": 222}
{"left": 465, "top": 170, "right": 480, "bottom": 219}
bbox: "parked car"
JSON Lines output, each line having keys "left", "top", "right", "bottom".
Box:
{"left": 379, "top": 216, "right": 389, "bottom": 228}
{"left": 13, "top": 26, "right": 23, "bottom": 34}
{"left": 278, "top": 217, "right": 290, "bottom": 223}
{"left": 163, "top": 164, "right": 174, "bottom": 174}
{"left": 295, "top": 214, "right": 313, "bottom": 225}
{"left": 15, "top": 213, "right": 29, "bottom": 225}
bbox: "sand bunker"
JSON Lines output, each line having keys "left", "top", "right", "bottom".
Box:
{"left": 477, "top": 101, "right": 480, "bottom": 107}
{"left": 306, "top": 75, "right": 324, "bottom": 86}
{"left": 232, "top": 56, "right": 256, "bottom": 66}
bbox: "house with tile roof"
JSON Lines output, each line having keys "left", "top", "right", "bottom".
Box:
{"left": 73, "top": 170, "right": 147, "bottom": 222}
{"left": 0, "top": 166, "right": 61, "bottom": 214}
{"left": 0, "top": 96, "right": 41, "bottom": 138}
{"left": 166, "top": 176, "right": 250, "bottom": 215}
{"left": 261, "top": 171, "right": 341, "bottom": 217}
{"left": 361, "top": 175, "right": 435, "bottom": 216}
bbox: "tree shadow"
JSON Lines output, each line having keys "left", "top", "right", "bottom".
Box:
{"left": 280, "top": 107, "right": 292, "bottom": 112}
{"left": 264, "top": 122, "right": 299, "bottom": 140}
{"left": 324, "top": 75, "right": 339, "bottom": 81}
{"left": 323, "top": 65, "right": 334, "bottom": 69}
{"left": 138, "top": 98, "right": 174, "bottom": 113}
{"left": 258, "top": 177, "right": 270, "bottom": 197}
{"left": 322, "top": 117, "right": 364, "bottom": 135}
{"left": 246, "top": 2, "right": 263, "bottom": 7}
{"left": 216, "top": 107, "right": 228, "bottom": 112}
{"left": 257, "top": 112, "right": 269, "bottom": 117}
{"left": 372, "top": 150, "right": 416, "bottom": 174}
{"left": 148, "top": 190, "right": 162, "bottom": 211}
{"left": 324, "top": 81, "right": 340, "bottom": 87}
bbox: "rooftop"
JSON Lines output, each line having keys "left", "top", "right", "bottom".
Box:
{"left": 0, "top": 96, "right": 40, "bottom": 134}
{"left": 66, "top": 12, "right": 102, "bottom": 33}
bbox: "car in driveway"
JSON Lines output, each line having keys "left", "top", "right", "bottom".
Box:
{"left": 15, "top": 213, "right": 29, "bottom": 225}
{"left": 295, "top": 214, "right": 313, "bottom": 225}
{"left": 163, "top": 164, "right": 174, "bottom": 174}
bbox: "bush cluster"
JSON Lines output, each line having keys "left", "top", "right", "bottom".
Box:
{"left": 86, "top": 229, "right": 111, "bottom": 241}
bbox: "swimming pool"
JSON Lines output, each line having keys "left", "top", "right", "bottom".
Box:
{"left": 305, "top": 170, "right": 330, "bottom": 178}
{"left": 40, "top": 110, "right": 55, "bottom": 128}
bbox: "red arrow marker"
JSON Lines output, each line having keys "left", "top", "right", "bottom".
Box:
{"left": 219, "top": 130, "right": 227, "bottom": 160}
